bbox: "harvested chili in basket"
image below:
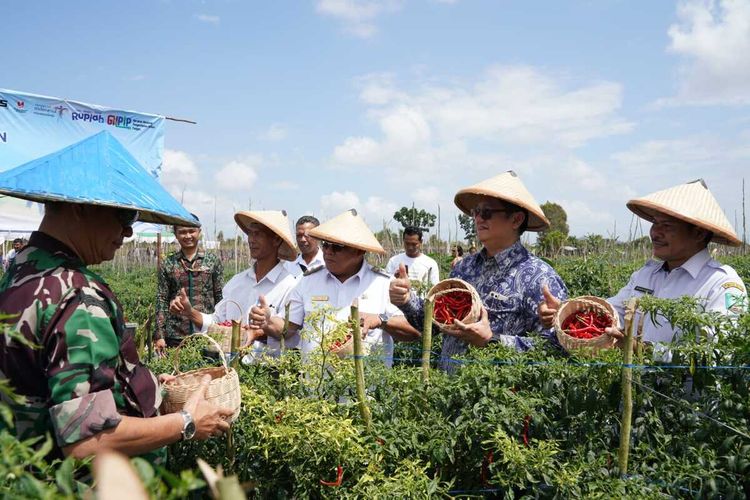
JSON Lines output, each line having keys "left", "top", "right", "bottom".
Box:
{"left": 329, "top": 334, "right": 352, "bottom": 351}
{"left": 434, "top": 290, "right": 472, "bottom": 325}
{"left": 560, "top": 309, "right": 612, "bottom": 339}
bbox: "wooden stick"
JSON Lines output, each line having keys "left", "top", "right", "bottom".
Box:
{"left": 618, "top": 297, "right": 638, "bottom": 476}
{"left": 422, "top": 298, "right": 434, "bottom": 384}
{"left": 350, "top": 302, "right": 372, "bottom": 432}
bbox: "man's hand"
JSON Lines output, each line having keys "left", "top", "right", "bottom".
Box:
{"left": 169, "top": 288, "right": 192, "bottom": 318}
{"left": 182, "top": 375, "right": 234, "bottom": 440}
{"left": 248, "top": 295, "right": 270, "bottom": 331}
{"left": 154, "top": 339, "right": 167, "bottom": 353}
{"left": 358, "top": 312, "right": 383, "bottom": 337}
{"left": 537, "top": 284, "right": 561, "bottom": 329}
{"left": 442, "top": 306, "right": 492, "bottom": 347}
{"left": 157, "top": 373, "right": 176, "bottom": 384}
{"left": 389, "top": 263, "right": 411, "bottom": 306}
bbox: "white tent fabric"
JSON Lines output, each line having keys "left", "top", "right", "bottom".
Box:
{"left": 0, "top": 197, "right": 44, "bottom": 233}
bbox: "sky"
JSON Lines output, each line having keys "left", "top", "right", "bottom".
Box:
{"left": 2, "top": 0, "right": 750, "bottom": 243}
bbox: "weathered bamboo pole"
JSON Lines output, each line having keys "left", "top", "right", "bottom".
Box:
{"left": 350, "top": 302, "right": 372, "bottom": 432}
{"left": 618, "top": 298, "right": 638, "bottom": 476}
{"left": 421, "top": 298, "right": 434, "bottom": 384}
{"left": 226, "top": 319, "right": 241, "bottom": 472}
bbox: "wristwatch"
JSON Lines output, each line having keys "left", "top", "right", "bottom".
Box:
{"left": 378, "top": 313, "right": 389, "bottom": 329}
{"left": 179, "top": 410, "right": 196, "bottom": 441}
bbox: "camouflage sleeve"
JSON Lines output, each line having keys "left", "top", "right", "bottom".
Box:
{"left": 154, "top": 261, "right": 170, "bottom": 340}
{"left": 213, "top": 255, "right": 224, "bottom": 306}
{"left": 49, "top": 391, "right": 122, "bottom": 447}
{"left": 46, "top": 286, "right": 124, "bottom": 447}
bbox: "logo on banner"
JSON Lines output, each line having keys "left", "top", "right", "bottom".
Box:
{"left": 0, "top": 99, "right": 7, "bottom": 108}
{"left": 13, "top": 100, "right": 27, "bottom": 113}
{"left": 107, "top": 114, "right": 132, "bottom": 129}
{"left": 54, "top": 105, "right": 68, "bottom": 118}
{"left": 0, "top": 131, "right": 6, "bottom": 143}
{"left": 71, "top": 111, "right": 105, "bottom": 123}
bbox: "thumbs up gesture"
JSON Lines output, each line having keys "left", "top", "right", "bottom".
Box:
{"left": 169, "top": 287, "right": 193, "bottom": 318}
{"left": 389, "top": 263, "right": 412, "bottom": 306}
{"left": 537, "top": 284, "right": 561, "bottom": 329}
{"left": 248, "top": 295, "right": 271, "bottom": 330}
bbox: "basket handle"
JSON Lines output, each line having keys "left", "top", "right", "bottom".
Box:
{"left": 172, "top": 332, "right": 229, "bottom": 375}
{"left": 222, "top": 299, "right": 244, "bottom": 323}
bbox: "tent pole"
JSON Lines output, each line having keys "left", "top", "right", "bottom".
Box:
{"left": 156, "top": 233, "right": 162, "bottom": 272}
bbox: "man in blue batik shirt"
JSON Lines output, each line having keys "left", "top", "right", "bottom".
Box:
{"left": 390, "top": 171, "right": 568, "bottom": 371}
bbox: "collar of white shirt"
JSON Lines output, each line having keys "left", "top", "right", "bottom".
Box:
{"left": 652, "top": 248, "right": 710, "bottom": 279}
{"left": 247, "top": 260, "right": 287, "bottom": 284}
{"left": 325, "top": 259, "right": 369, "bottom": 285}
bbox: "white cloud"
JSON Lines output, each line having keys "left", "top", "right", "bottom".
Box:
{"left": 194, "top": 14, "right": 220, "bottom": 25}
{"left": 214, "top": 160, "right": 259, "bottom": 192}
{"left": 161, "top": 149, "right": 199, "bottom": 190}
{"left": 412, "top": 186, "right": 441, "bottom": 205}
{"left": 318, "top": 190, "right": 398, "bottom": 227}
{"left": 128, "top": 75, "right": 146, "bottom": 82}
{"left": 258, "top": 123, "right": 287, "bottom": 142}
{"left": 315, "top": 0, "right": 403, "bottom": 38}
{"left": 664, "top": 0, "right": 750, "bottom": 105}
{"left": 331, "top": 65, "right": 632, "bottom": 183}
{"left": 320, "top": 190, "right": 361, "bottom": 216}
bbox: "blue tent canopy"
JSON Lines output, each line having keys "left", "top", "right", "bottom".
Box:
{"left": 0, "top": 131, "right": 199, "bottom": 227}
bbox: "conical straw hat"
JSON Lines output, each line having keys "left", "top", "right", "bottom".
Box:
{"left": 454, "top": 170, "right": 550, "bottom": 232}
{"left": 308, "top": 209, "right": 385, "bottom": 254}
{"left": 234, "top": 210, "right": 298, "bottom": 261}
{"left": 626, "top": 179, "right": 740, "bottom": 247}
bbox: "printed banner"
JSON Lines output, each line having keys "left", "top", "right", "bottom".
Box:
{"left": 0, "top": 88, "right": 165, "bottom": 176}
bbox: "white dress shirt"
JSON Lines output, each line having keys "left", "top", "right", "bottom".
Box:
{"left": 280, "top": 260, "right": 404, "bottom": 367}
{"left": 607, "top": 249, "right": 747, "bottom": 346}
{"left": 200, "top": 261, "right": 297, "bottom": 348}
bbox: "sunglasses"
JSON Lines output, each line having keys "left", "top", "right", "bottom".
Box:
{"left": 471, "top": 206, "right": 511, "bottom": 221}
{"left": 321, "top": 240, "right": 347, "bottom": 253}
{"left": 115, "top": 209, "right": 139, "bottom": 228}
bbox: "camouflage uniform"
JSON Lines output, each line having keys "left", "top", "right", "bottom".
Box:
{"left": 155, "top": 250, "right": 223, "bottom": 346}
{"left": 0, "top": 232, "right": 163, "bottom": 460}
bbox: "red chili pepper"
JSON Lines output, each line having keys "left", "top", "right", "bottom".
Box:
{"left": 320, "top": 465, "right": 344, "bottom": 487}
{"left": 481, "top": 450, "right": 494, "bottom": 486}
{"left": 522, "top": 415, "right": 531, "bottom": 446}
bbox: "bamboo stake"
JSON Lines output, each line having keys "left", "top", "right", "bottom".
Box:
{"left": 618, "top": 297, "right": 638, "bottom": 477}
{"left": 350, "top": 301, "right": 372, "bottom": 432}
{"left": 280, "top": 302, "right": 290, "bottom": 352}
{"left": 226, "top": 319, "right": 241, "bottom": 472}
{"left": 421, "top": 298, "right": 434, "bottom": 384}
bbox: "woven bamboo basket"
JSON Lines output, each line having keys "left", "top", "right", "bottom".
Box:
{"left": 204, "top": 300, "right": 249, "bottom": 353}
{"left": 329, "top": 332, "right": 372, "bottom": 359}
{"left": 206, "top": 323, "right": 251, "bottom": 353}
{"left": 427, "top": 278, "right": 482, "bottom": 329}
{"left": 553, "top": 296, "right": 620, "bottom": 354}
{"left": 161, "top": 333, "right": 241, "bottom": 422}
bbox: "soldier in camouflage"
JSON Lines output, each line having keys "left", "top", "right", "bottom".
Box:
{"left": 155, "top": 221, "right": 224, "bottom": 350}
{"left": 0, "top": 202, "right": 233, "bottom": 460}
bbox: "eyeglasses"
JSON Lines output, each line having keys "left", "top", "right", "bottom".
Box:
{"left": 471, "top": 206, "right": 511, "bottom": 220}
{"left": 115, "top": 209, "right": 139, "bottom": 228}
{"left": 321, "top": 240, "right": 347, "bottom": 253}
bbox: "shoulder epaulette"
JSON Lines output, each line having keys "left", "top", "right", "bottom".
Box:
{"left": 371, "top": 266, "right": 391, "bottom": 278}
{"left": 303, "top": 265, "right": 325, "bottom": 277}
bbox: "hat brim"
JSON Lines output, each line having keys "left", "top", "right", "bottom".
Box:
{"left": 234, "top": 211, "right": 297, "bottom": 261}
{"left": 454, "top": 191, "right": 550, "bottom": 232}
{"left": 0, "top": 189, "right": 200, "bottom": 227}
{"left": 627, "top": 200, "right": 741, "bottom": 247}
{"left": 307, "top": 227, "right": 385, "bottom": 254}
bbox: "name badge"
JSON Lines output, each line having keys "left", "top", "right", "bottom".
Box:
{"left": 311, "top": 295, "right": 329, "bottom": 302}
{"left": 634, "top": 286, "right": 654, "bottom": 295}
